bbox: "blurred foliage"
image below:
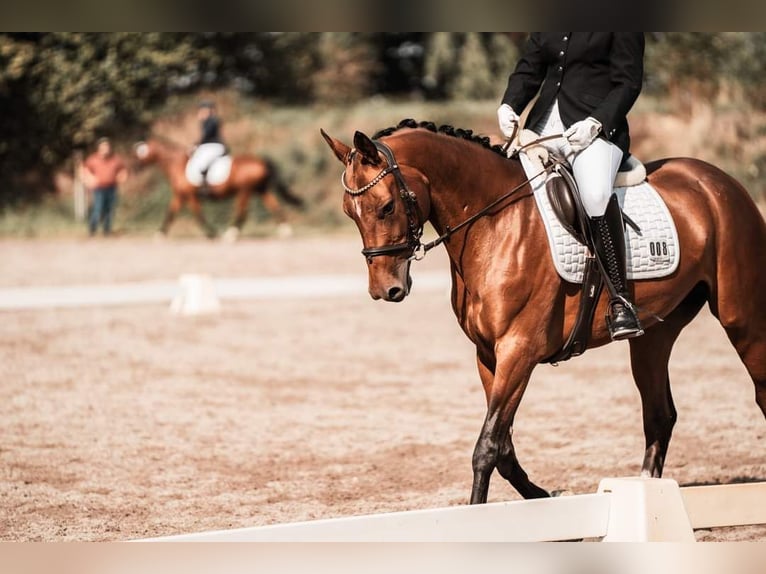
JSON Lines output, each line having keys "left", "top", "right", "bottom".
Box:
{"left": 0, "top": 32, "right": 764, "bottom": 212}
{"left": 644, "top": 32, "right": 766, "bottom": 111}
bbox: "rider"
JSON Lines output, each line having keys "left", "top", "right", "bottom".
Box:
{"left": 497, "top": 33, "right": 645, "bottom": 340}
{"left": 188, "top": 100, "right": 227, "bottom": 194}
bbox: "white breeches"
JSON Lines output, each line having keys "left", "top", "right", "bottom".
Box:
{"left": 187, "top": 143, "right": 226, "bottom": 179}
{"left": 533, "top": 100, "right": 623, "bottom": 217}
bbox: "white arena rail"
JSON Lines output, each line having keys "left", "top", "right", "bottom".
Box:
{"left": 140, "top": 477, "right": 766, "bottom": 543}
{"left": 0, "top": 272, "right": 452, "bottom": 311}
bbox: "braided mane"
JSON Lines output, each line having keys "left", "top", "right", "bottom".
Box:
{"left": 373, "top": 118, "right": 506, "bottom": 157}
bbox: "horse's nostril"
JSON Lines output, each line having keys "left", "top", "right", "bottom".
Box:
{"left": 387, "top": 286, "right": 405, "bottom": 301}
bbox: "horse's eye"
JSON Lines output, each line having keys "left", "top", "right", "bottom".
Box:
{"left": 379, "top": 200, "right": 395, "bottom": 219}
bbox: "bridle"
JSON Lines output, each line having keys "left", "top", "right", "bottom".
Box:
{"left": 341, "top": 136, "right": 563, "bottom": 264}
{"left": 342, "top": 141, "right": 425, "bottom": 264}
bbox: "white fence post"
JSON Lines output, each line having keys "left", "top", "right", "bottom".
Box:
{"left": 598, "top": 477, "right": 695, "bottom": 542}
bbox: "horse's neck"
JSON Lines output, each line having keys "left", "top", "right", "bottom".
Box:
{"left": 153, "top": 142, "right": 185, "bottom": 172}
{"left": 401, "top": 136, "right": 531, "bottom": 261}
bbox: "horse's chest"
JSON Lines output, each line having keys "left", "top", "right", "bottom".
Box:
{"left": 459, "top": 290, "right": 509, "bottom": 347}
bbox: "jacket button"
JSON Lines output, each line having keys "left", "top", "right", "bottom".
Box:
{"left": 563, "top": 36, "right": 569, "bottom": 41}
{"left": 556, "top": 81, "right": 561, "bottom": 87}
{"left": 559, "top": 50, "right": 564, "bottom": 57}
{"left": 558, "top": 65, "right": 563, "bottom": 72}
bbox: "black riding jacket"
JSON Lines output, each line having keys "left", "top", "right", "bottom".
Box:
{"left": 199, "top": 116, "right": 222, "bottom": 145}
{"left": 501, "top": 32, "right": 644, "bottom": 157}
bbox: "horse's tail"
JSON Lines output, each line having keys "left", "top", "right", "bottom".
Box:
{"left": 265, "top": 158, "right": 304, "bottom": 208}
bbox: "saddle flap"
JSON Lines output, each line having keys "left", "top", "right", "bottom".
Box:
{"left": 545, "top": 165, "right": 587, "bottom": 246}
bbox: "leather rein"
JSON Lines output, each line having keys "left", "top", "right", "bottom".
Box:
{"left": 341, "top": 132, "right": 564, "bottom": 263}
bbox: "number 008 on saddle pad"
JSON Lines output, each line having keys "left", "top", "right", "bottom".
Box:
{"left": 520, "top": 153, "right": 680, "bottom": 284}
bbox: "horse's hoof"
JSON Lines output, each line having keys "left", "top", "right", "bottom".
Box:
{"left": 221, "top": 227, "right": 240, "bottom": 243}
{"left": 153, "top": 231, "right": 167, "bottom": 243}
{"left": 551, "top": 489, "right": 574, "bottom": 497}
{"left": 276, "top": 222, "right": 293, "bottom": 238}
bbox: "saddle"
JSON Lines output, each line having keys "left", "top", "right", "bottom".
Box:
{"left": 517, "top": 130, "right": 647, "bottom": 364}
{"left": 545, "top": 157, "right": 645, "bottom": 245}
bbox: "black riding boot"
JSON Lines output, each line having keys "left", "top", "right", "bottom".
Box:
{"left": 589, "top": 194, "right": 644, "bottom": 340}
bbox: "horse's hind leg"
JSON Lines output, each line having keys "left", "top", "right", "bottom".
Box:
{"left": 232, "top": 189, "right": 251, "bottom": 230}
{"left": 718, "top": 308, "right": 766, "bottom": 419}
{"left": 708, "top": 211, "right": 766, "bottom": 418}
{"left": 260, "top": 190, "right": 288, "bottom": 224}
{"left": 221, "top": 189, "right": 251, "bottom": 243}
{"left": 260, "top": 190, "right": 293, "bottom": 237}
{"left": 629, "top": 283, "right": 708, "bottom": 477}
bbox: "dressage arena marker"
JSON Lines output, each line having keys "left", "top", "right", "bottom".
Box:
{"left": 169, "top": 274, "right": 221, "bottom": 315}
{"left": 139, "top": 477, "right": 766, "bottom": 542}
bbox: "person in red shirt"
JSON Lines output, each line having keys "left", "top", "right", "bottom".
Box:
{"left": 82, "top": 137, "right": 128, "bottom": 236}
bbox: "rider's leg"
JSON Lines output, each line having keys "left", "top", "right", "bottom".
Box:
{"left": 572, "top": 138, "right": 643, "bottom": 340}
{"left": 188, "top": 143, "right": 225, "bottom": 196}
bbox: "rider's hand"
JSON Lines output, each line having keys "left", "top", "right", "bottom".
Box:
{"left": 564, "top": 117, "right": 602, "bottom": 153}
{"left": 497, "top": 104, "right": 520, "bottom": 139}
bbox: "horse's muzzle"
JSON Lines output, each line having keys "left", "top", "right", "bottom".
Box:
{"left": 369, "top": 264, "right": 412, "bottom": 302}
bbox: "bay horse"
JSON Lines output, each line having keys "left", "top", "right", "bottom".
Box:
{"left": 321, "top": 119, "right": 766, "bottom": 504}
{"left": 135, "top": 137, "right": 302, "bottom": 240}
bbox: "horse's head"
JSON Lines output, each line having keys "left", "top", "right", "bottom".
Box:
{"left": 321, "top": 128, "right": 430, "bottom": 302}
{"left": 133, "top": 140, "right": 158, "bottom": 165}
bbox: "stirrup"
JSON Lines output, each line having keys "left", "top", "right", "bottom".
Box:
{"left": 606, "top": 299, "right": 644, "bottom": 340}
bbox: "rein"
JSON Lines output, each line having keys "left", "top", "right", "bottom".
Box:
{"left": 417, "top": 162, "right": 558, "bottom": 257}
{"left": 343, "top": 134, "right": 564, "bottom": 263}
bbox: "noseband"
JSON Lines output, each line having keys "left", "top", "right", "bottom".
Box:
{"left": 342, "top": 141, "right": 424, "bottom": 264}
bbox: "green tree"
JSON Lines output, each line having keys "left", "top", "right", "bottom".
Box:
{"left": 0, "top": 33, "right": 217, "bottom": 204}
{"left": 644, "top": 32, "right": 766, "bottom": 110}
{"left": 451, "top": 33, "right": 495, "bottom": 100}
{"left": 422, "top": 32, "right": 459, "bottom": 99}
{"left": 487, "top": 33, "right": 519, "bottom": 98}
{"left": 311, "top": 33, "right": 380, "bottom": 103}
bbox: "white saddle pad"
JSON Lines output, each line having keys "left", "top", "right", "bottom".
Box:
{"left": 520, "top": 153, "right": 680, "bottom": 284}
{"left": 185, "top": 155, "right": 232, "bottom": 187}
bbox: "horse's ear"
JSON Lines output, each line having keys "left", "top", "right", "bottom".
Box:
{"left": 353, "top": 131, "right": 381, "bottom": 165}
{"left": 320, "top": 129, "right": 351, "bottom": 164}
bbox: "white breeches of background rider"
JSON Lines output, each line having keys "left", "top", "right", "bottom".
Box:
{"left": 533, "top": 100, "right": 623, "bottom": 217}
{"left": 186, "top": 143, "right": 226, "bottom": 183}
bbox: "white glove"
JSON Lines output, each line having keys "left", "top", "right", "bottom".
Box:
{"left": 564, "top": 117, "right": 602, "bottom": 153}
{"left": 497, "top": 104, "right": 520, "bottom": 139}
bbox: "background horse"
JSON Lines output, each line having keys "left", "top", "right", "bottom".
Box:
{"left": 322, "top": 120, "right": 766, "bottom": 505}
{"left": 135, "top": 137, "right": 303, "bottom": 240}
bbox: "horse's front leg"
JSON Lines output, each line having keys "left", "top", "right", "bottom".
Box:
{"left": 187, "top": 194, "right": 217, "bottom": 239}
{"left": 470, "top": 339, "right": 547, "bottom": 504}
{"left": 159, "top": 194, "right": 183, "bottom": 235}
